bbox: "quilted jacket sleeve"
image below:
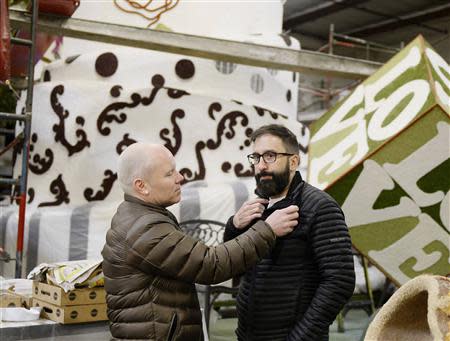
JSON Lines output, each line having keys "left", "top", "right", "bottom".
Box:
{"left": 287, "top": 200, "right": 355, "bottom": 341}
{"left": 126, "top": 219, "right": 276, "bottom": 285}
{"left": 223, "top": 215, "right": 249, "bottom": 242}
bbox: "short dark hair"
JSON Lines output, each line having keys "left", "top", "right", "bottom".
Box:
{"left": 250, "top": 124, "right": 299, "bottom": 154}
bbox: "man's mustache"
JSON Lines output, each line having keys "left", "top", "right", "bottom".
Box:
{"left": 256, "top": 172, "right": 274, "bottom": 180}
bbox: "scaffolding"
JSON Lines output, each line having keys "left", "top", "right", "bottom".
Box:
{"left": 323, "top": 24, "right": 403, "bottom": 60}
{"left": 0, "top": 0, "right": 38, "bottom": 278}
{"left": 298, "top": 23, "right": 403, "bottom": 122}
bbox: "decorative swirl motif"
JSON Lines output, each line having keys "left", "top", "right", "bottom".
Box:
{"left": 160, "top": 109, "right": 184, "bottom": 155}
{"left": 29, "top": 149, "right": 54, "bottom": 175}
{"left": 208, "top": 102, "right": 222, "bottom": 120}
{"left": 180, "top": 103, "right": 249, "bottom": 183}
{"left": 221, "top": 162, "right": 232, "bottom": 173}
{"left": 179, "top": 141, "right": 206, "bottom": 183}
{"left": 206, "top": 108, "right": 249, "bottom": 149}
{"left": 221, "top": 162, "right": 253, "bottom": 177}
{"left": 110, "top": 85, "right": 122, "bottom": 98}
{"left": 97, "top": 93, "right": 139, "bottom": 136}
{"left": 254, "top": 105, "right": 285, "bottom": 119}
{"left": 29, "top": 133, "right": 54, "bottom": 175}
{"left": 116, "top": 133, "right": 137, "bottom": 154}
{"left": 97, "top": 76, "right": 164, "bottom": 135}
{"left": 39, "top": 174, "right": 70, "bottom": 207}
{"left": 84, "top": 170, "right": 118, "bottom": 201}
{"left": 50, "top": 85, "right": 91, "bottom": 156}
{"left": 167, "top": 88, "right": 189, "bottom": 99}
{"left": 233, "top": 163, "right": 254, "bottom": 177}
{"left": 179, "top": 167, "right": 194, "bottom": 182}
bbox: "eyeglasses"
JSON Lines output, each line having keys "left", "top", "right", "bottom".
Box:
{"left": 247, "top": 151, "right": 294, "bottom": 165}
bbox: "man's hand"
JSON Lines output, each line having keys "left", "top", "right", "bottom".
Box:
{"left": 265, "top": 205, "right": 299, "bottom": 237}
{"left": 232, "top": 198, "right": 269, "bottom": 229}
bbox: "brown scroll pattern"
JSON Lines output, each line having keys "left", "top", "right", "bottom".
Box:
{"left": 51, "top": 85, "right": 91, "bottom": 156}
{"left": 221, "top": 162, "right": 254, "bottom": 177}
{"left": 39, "top": 174, "right": 70, "bottom": 207}
{"left": 179, "top": 102, "right": 252, "bottom": 183}
{"left": 179, "top": 140, "right": 206, "bottom": 183}
{"left": 97, "top": 75, "right": 166, "bottom": 136}
{"left": 160, "top": 109, "right": 184, "bottom": 156}
{"left": 254, "top": 105, "right": 286, "bottom": 119}
{"left": 84, "top": 170, "right": 118, "bottom": 202}
{"left": 167, "top": 88, "right": 189, "bottom": 99}
{"left": 116, "top": 133, "right": 137, "bottom": 155}
{"left": 29, "top": 133, "right": 54, "bottom": 175}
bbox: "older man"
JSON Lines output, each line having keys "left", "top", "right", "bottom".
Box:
{"left": 224, "top": 124, "right": 355, "bottom": 341}
{"left": 102, "top": 142, "right": 299, "bottom": 341}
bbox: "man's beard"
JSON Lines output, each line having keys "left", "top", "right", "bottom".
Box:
{"left": 255, "top": 163, "right": 290, "bottom": 198}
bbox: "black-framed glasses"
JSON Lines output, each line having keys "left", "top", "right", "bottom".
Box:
{"left": 247, "top": 151, "right": 294, "bottom": 165}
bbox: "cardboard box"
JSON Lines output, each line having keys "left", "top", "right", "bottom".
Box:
{"left": 21, "top": 295, "right": 33, "bottom": 308}
{"left": 32, "top": 298, "right": 107, "bottom": 324}
{"left": 32, "top": 281, "right": 105, "bottom": 306}
{"left": 0, "top": 292, "right": 23, "bottom": 307}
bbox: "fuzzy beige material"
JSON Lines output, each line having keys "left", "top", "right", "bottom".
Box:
{"left": 365, "top": 275, "right": 450, "bottom": 341}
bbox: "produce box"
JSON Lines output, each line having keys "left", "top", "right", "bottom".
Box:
{"left": 32, "top": 298, "right": 107, "bottom": 324}
{"left": 0, "top": 292, "right": 22, "bottom": 307}
{"left": 32, "top": 281, "right": 105, "bottom": 306}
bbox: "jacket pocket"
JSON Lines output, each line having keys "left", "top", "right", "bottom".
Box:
{"left": 166, "top": 312, "right": 179, "bottom": 341}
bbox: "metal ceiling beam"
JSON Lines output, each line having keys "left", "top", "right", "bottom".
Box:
{"left": 351, "top": 6, "right": 448, "bottom": 35}
{"left": 347, "top": 4, "right": 450, "bottom": 36}
{"left": 9, "top": 9, "right": 381, "bottom": 79}
{"left": 290, "top": 29, "right": 326, "bottom": 42}
{"left": 284, "top": 0, "right": 369, "bottom": 30}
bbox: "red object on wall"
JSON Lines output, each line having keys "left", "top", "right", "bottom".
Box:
{"left": 10, "top": 31, "right": 55, "bottom": 78}
{"left": 0, "top": 0, "right": 11, "bottom": 81}
{"left": 11, "top": 0, "right": 80, "bottom": 78}
{"left": 38, "top": 0, "right": 80, "bottom": 17}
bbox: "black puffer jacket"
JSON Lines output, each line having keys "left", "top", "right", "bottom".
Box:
{"left": 224, "top": 172, "right": 355, "bottom": 341}
{"left": 102, "top": 194, "right": 276, "bottom": 341}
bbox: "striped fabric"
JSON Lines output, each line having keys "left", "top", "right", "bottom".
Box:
{"left": 0, "top": 178, "right": 259, "bottom": 278}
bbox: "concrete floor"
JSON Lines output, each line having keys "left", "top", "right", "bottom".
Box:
{"left": 1, "top": 308, "right": 372, "bottom": 341}
{"left": 1, "top": 294, "right": 372, "bottom": 341}
{"left": 209, "top": 308, "right": 371, "bottom": 341}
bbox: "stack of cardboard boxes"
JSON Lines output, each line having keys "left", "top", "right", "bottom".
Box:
{"left": 0, "top": 291, "right": 31, "bottom": 308}
{"left": 31, "top": 281, "right": 107, "bottom": 324}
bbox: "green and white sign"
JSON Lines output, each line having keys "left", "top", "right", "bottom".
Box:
{"left": 309, "top": 36, "right": 449, "bottom": 286}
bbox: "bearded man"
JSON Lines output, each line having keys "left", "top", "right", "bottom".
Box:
{"left": 224, "top": 124, "right": 356, "bottom": 341}
{"left": 102, "top": 142, "right": 300, "bottom": 341}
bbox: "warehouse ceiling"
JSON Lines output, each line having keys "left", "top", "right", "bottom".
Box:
{"left": 283, "top": 0, "right": 450, "bottom": 64}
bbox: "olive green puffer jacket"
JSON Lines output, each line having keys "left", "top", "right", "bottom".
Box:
{"left": 102, "top": 194, "right": 276, "bottom": 341}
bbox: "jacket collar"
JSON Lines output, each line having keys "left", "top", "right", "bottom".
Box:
{"left": 124, "top": 194, "right": 173, "bottom": 217}
{"left": 285, "top": 171, "right": 305, "bottom": 200}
